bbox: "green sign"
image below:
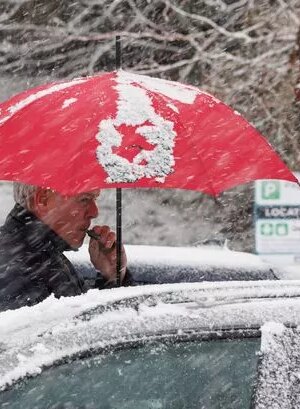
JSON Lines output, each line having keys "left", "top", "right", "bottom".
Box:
{"left": 261, "top": 181, "right": 280, "bottom": 200}
{"left": 260, "top": 222, "right": 288, "bottom": 236}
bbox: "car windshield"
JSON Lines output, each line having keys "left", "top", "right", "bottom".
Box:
{"left": 1, "top": 336, "right": 260, "bottom": 409}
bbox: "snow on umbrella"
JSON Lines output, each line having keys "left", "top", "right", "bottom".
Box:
{"left": 0, "top": 70, "right": 297, "bottom": 195}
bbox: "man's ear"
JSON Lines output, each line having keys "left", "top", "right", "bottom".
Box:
{"left": 32, "top": 188, "right": 55, "bottom": 216}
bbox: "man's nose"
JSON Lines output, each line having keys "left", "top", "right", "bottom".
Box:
{"left": 87, "top": 200, "right": 99, "bottom": 218}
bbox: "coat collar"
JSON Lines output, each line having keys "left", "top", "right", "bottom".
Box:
{"left": 5, "top": 204, "right": 74, "bottom": 252}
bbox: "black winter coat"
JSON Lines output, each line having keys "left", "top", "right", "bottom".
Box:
{"left": 0, "top": 204, "right": 132, "bottom": 312}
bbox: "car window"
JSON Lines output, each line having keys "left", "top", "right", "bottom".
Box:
{"left": 128, "top": 264, "right": 277, "bottom": 284}
{"left": 71, "top": 259, "right": 277, "bottom": 284}
{"left": 0, "top": 337, "right": 260, "bottom": 409}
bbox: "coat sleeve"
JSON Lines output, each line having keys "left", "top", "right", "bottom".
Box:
{"left": 0, "top": 261, "right": 49, "bottom": 311}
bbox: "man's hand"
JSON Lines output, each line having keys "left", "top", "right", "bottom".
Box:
{"left": 88, "top": 225, "right": 127, "bottom": 284}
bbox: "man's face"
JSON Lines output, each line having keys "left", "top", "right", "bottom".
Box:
{"left": 38, "top": 190, "right": 100, "bottom": 249}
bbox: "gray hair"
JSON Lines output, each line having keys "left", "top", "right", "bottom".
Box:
{"left": 13, "top": 182, "right": 38, "bottom": 208}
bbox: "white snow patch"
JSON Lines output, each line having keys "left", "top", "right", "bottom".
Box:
{"left": 122, "top": 244, "right": 272, "bottom": 268}
{"left": 261, "top": 321, "right": 285, "bottom": 335}
{"left": 167, "top": 103, "right": 179, "bottom": 113}
{"left": 0, "top": 78, "right": 87, "bottom": 125}
{"left": 29, "top": 343, "right": 50, "bottom": 354}
{"left": 96, "top": 71, "right": 188, "bottom": 183}
{"left": 260, "top": 322, "right": 285, "bottom": 353}
{"left": 123, "top": 71, "right": 197, "bottom": 104}
{"left": 62, "top": 97, "right": 77, "bottom": 109}
{"left": 0, "top": 114, "right": 10, "bottom": 125}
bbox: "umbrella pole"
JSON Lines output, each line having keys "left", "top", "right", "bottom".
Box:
{"left": 116, "top": 35, "right": 122, "bottom": 287}
{"left": 116, "top": 188, "right": 122, "bottom": 287}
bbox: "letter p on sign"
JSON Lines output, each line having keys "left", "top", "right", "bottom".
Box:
{"left": 262, "top": 181, "right": 280, "bottom": 200}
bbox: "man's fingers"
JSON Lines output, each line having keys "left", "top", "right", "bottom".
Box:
{"left": 91, "top": 225, "right": 110, "bottom": 245}
{"left": 106, "top": 231, "right": 116, "bottom": 248}
{"left": 89, "top": 226, "right": 117, "bottom": 256}
{"left": 93, "top": 225, "right": 109, "bottom": 238}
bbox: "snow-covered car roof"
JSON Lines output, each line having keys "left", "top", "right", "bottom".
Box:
{"left": 68, "top": 244, "right": 281, "bottom": 283}
{"left": 2, "top": 280, "right": 300, "bottom": 390}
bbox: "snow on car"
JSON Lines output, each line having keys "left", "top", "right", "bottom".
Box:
{"left": 1, "top": 280, "right": 300, "bottom": 408}
{"left": 68, "top": 243, "right": 285, "bottom": 284}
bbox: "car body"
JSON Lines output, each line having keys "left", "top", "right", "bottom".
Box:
{"left": 1, "top": 280, "right": 300, "bottom": 408}
{"left": 68, "top": 244, "right": 286, "bottom": 284}
{"left": 253, "top": 322, "right": 300, "bottom": 408}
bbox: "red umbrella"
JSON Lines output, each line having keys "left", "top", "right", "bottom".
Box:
{"left": 0, "top": 70, "right": 297, "bottom": 195}
{"left": 0, "top": 69, "right": 297, "bottom": 285}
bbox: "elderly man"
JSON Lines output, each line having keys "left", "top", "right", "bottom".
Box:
{"left": 0, "top": 183, "right": 131, "bottom": 311}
